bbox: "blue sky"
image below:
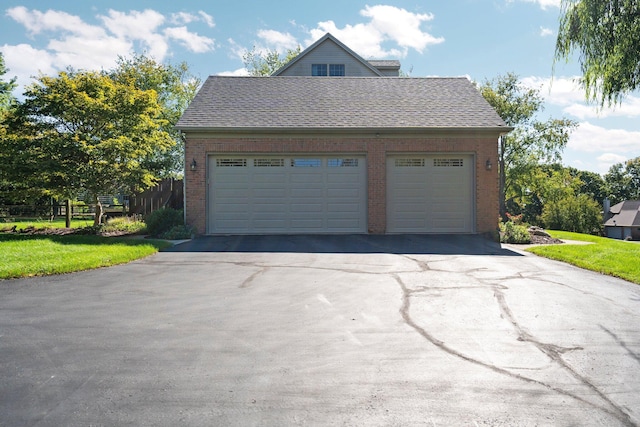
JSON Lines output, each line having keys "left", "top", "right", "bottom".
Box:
{"left": 1, "top": 0, "right": 639, "bottom": 175}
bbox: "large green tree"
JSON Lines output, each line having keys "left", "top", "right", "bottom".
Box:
{"left": 4, "top": 70, "right": 174, "bottom": 225}
{"left": 109, "top": 54, "right": 201, "bottom": 176}
{"left": 243, "top": 46, "right": 301, "bottom": 76}
{"left": 0, "top": 52, "right": 17, "bottom": 112}
{"left": 555, "top": 0, "right": 640, "bottom": 105}
{"left": 478, "top": 73, "right": 577, "bottom": 216}
{"left": 604, "top": 156, "right": 640, "bottom": 203}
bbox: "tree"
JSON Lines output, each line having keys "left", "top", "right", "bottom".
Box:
{"left": 4, "top": 70, "right": 174, "bottom": 225}
{"left": 604, "top": 156, "right": 640, "bottom": 203}
{"left": 555, "top": 0, "right": 640, "bottom": 105}
{"left": 478, "top": 73, "right": 577, "bottom": 216}
{"left": 0, "top": 52, "right": 21, "bottom": 205}
{"left": 0, "top": 52, "right": 17, "bottom": 112}
{"left": 109, "top": 54, "right": 201, "bottom": 176}
{"left": 567, "top": 167, "right": 607, "bottom": 203}
{"left": 243, "top": 46, "right": 301, "bottom": 76}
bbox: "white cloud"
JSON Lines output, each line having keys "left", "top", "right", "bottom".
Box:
{"left": 170, "top": 11, "right": 215, "bottom": 28}
{"left": 597, "top": 153, "right": 629, "bottom": 173}
{"left": 216, "top": 68, "right": 250, "bottom": 77}
{"left": 6, "top": 6, "right": 106, "bottom": 39}
{"left": 164, "top": 26, "right": 215, "bottom": 53}
{"left": 307, "top": 5, "right": 444, "bottom": 58}
{"left": 564, "top": 95, "right": 640, "bottom": 119}
{"left": 198, "top": 11, "right": 215, "bottom": 28}
{"left": 521, "top": 76, "right": 640, "bottom": 120}
{"left": 570, "top": 122, "right": 640, "bottom": 154}
{"left": 0, "top": 43, "right": 56, "bottom": 89}
{"left": 508, "top": 0, "right": 561, "bottom": 10}
{"left": 540, "top": 27, "right": 553, "bottom": 37}
{"left": 3, "top": 7, "right": 216, "bottom": 90}
{"left": 257, "top": 30, "right": 298, "bottom": 52}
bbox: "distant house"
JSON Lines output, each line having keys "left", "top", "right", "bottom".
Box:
{"left": 603, "top": 199, "right": 640, "bottom": 240}
{"left": 176, "top": 33, "right": 511, "bottom": 235}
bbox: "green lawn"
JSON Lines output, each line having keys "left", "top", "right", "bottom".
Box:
{"left": 1, "top": 218, "right": 94, "bottom": 230}
{"left": 527, "top": 231, "right": 640, "bottom": 285}
{"left": 0, "top": 234, "right": 171, "bottom": 280}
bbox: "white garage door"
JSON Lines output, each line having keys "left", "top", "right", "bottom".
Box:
{"left": 387, "top": 155, "right": 474, "bottom": 233}
{"left": 208, "top": 156, "right": 367, "bottom": 234}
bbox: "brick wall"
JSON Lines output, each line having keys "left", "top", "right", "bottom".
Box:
{"left": 184, "top": 134, "right": 500, "bottom": 235}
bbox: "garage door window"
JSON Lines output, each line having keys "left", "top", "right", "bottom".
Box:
{"left": 217, "top": 158, "right": 247, "bottom": 167}
{"left": 434, "top": 158, "right": 464, "bottom": 167}
{"left": 328, "top": 158, "right": 359, "bottom": 167}
{"left": 254, "top": 158, "right": 285, "bottom": 167}
{"left": 291, "top": 159, "right": 321, "bottom": 167}
{"left": 395, "top": 159, "right": 425, "bottom": 167}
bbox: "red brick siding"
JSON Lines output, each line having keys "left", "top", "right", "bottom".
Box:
{"left": 184, "top": 135, "right": 499, "bottom": 235}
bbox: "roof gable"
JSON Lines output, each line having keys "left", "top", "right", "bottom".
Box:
{"left": 272, "top": 33, "right": 383, "bottom": 77}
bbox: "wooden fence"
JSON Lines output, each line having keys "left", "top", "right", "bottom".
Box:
{"left": 0, "top": 179, "right": 183, "bottom": 221}
{"left": 129, "top": 178, "right": 183, "bottom": 216}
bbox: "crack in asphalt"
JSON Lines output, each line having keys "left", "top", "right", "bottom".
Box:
{"left": 393, "top": 266, "right": 635, "bottom": 426}
{"left": 147, "top": 252, "right": 637, "bottom": 425}
{"left": 601, "top": 325, "right": 640, "bottom": 365}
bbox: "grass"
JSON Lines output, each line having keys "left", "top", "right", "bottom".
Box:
{"left": 0, "top": 234, "right": 171, "bottom": 280}
{"left": 527, "top": 230, "right": 640, "bottom": 285}
{"left": 1, "top": 217, "right": 94, "bottom": 230}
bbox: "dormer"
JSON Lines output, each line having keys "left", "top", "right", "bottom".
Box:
{"left": 272, "top": 33, "right": 399, "bottom": 77}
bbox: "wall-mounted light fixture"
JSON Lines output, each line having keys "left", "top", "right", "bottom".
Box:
{"left": 190, "top": 158, "right": 197, "bottom": 171}
{"left": 485, "top": 159, "right": 493, "bottom": 170}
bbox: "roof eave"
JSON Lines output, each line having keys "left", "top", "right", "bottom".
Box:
{"left": 176, "top": 126, "right": 513, "bottom": 136}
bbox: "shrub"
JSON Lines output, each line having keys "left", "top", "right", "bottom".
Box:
{"left": 101, "top": 216, "right": 146, "bottom": 234}
{"left": 145, "top": 208, "right": 184, "bottom": 237}
{"left": 499, "top": 220, "right": 531, "bottom": 244}
{"left": 159, "top": 225, "right": 195, "bottom": 240}
{"left": 541, "top": 194, "right": 601, "bottom": 234}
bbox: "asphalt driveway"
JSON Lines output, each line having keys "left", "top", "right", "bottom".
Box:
{"left": 1, "top": 234, "right": 639, "bottom": 426}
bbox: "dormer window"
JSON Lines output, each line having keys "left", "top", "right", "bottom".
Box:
{"left": 329, "top": 64, "right": 345, "bottom": 76}
{"left": 311, "top": 64, "right": 327, "bottom": 76}
{"left": 312, "top": 63, "right": 345, "bottom": 76}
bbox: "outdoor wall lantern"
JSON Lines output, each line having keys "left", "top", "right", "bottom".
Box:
{"left": 485, "top": 159, "right": 493, "bottom": 170}
{"left": 190, "top": 158, "right": 197, "bottom": 171}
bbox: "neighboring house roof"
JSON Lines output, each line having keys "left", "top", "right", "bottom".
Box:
{"left": 272, "top": 33, "right": 384, "bottom": 77}
{"left": 176, "top": 76, "right": 511, "bottom": 132}
{"left": 604, "top": 200, "right": 640, "bottom": 227}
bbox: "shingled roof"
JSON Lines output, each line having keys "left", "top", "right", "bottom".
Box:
{"left": 176, "top": 76, "right": 510, "bottom": 131}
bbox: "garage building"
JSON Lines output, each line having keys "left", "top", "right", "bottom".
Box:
{"left": 177, "top": 34, "right": 510, "bottom": 235}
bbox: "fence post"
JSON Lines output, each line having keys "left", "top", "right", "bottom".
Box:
{"left": 65, "top": 199, "right": 71, "bottom": 228}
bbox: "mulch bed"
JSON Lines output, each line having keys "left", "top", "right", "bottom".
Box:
{"left": 0, "top": 225, "right": 132, "bottom": 237}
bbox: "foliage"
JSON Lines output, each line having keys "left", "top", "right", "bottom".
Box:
{"left": 144, "top": 208, "right": 184, "bottom": 237}
{"left": 2, "top": 69, "right": 175, "bottom": 225}
{"left": 159, "top": 224, "right": 195, "bottom": 240}
{"left": 541, "top": 194, "right": 602, "bottom": 234}
{"left": 109, "top": 55, "right": 201, "bottom": 176}
{"left": 0, "top": 52, "right": 17, "bottom": 112}
{"left": 604, "top": 156, "right": 640, "bottom": 204}
{"left": 243, "top": 46, "right": 301, "bottom": 76}
{"left": 528, "top": 231, "right": 640, "bottom": 284}
{"left": 100, "top": 216, "right": 147, "bottom": 234}
{"left": 478, "top": 73, "right": 577, "bottom": 216}
{"left": 555, "top": 0, "right": 640, "bottom": 106}
{"left": 499, "top": 219, "right": 531, "bottom": 244}
{"left": 0, "top": 234, "right": 170, "bottom": 279}
{"left": 568, "top": 167, "right": 607, "bottom": 203}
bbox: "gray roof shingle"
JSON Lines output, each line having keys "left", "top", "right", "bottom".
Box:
{"left": 176, "top": 76, "right": 510, "bottom": 131}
